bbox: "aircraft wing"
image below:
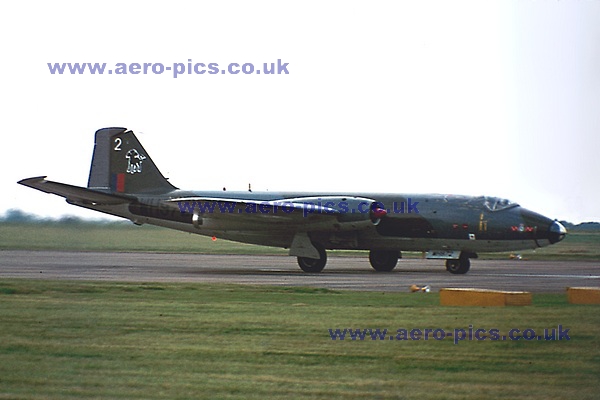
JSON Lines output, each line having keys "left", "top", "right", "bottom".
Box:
{"left": 167, "top": 195, "right": 382, "bottom": 230}
{"left": 168, "top": 195, "right": 383, "bottom": 258}
{"left": 18, "top": 176, "right": 132, "bottom": 205}
{"left": 169, "top": 196, "right": 338, "bottom": 215}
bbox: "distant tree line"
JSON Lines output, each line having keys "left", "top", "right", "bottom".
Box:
{"left": 0, "top": 209, "right": 125, "bottom": 226}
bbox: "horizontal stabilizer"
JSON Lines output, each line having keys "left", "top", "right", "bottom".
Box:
{"left": 18, "top": 176, "right": 132, "bottom": 205}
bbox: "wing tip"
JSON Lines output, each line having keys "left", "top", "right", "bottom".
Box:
{"left": 17, "top": 176, "right": 48, "bottom": 186}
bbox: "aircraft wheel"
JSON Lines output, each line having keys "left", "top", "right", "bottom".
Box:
{"left": 446, "top": 256, "right": 470, "bottom": 274}
{"left": 369, "top": 250, "right": 400, "bottom": 272}
{"left": 297, "top": 243, "right": 327, "bottom": 273}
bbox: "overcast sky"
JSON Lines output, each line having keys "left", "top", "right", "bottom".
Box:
{"left": 1, "top": 1, "right": 598, "bottom": 223}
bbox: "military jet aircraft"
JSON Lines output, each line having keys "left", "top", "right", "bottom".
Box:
{"left": 18, "top": 127, "right": 567, "bottom": 274}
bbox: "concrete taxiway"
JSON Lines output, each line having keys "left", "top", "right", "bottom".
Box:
{"left": 0, "top": 250, "right": 598, "bottom": 293}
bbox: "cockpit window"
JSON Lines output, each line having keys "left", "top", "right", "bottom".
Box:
{"left": 483, "top": 196, "right": 519, "bottom": 211}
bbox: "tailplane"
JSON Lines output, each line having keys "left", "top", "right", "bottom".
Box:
{"left": 87, "top": 128, "right": 177, "bottom": 194}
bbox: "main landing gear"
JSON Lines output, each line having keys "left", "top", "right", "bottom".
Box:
{"left": 297, "top": 242, "right": 327, "bottom": 273}
{"left": 368, "top": 250, "right": 400, "bottom": 272}
{"left": 298, "top": 248, "right": 401, "bottom": 273}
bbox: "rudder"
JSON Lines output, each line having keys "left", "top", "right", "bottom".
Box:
{"left": 87, "top": 127, "right": 177, "bottom": 194}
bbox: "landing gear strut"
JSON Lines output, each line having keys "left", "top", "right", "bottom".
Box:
{"left": 369, "top": 250, "right": 400, "bottom": 272}
{"left": 297, "top": 243, "right": 327, "bottom": 273}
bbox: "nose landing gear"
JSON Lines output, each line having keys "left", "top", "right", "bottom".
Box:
{"left": 445, "top": 254, "right": 471, "bottom": 274}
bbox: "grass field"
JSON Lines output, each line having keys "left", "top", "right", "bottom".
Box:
{"left": 1, "top": 222, "right": 600, "bottom": 260}
{"left": 0, "top": 280, "right": 598, "bottom": 399}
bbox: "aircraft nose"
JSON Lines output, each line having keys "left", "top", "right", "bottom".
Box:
{"left": 548, "top": 220, "right": 567, "bottom": 244}
{"left": 520, "top": 208, "right": 567, "bottom": 245}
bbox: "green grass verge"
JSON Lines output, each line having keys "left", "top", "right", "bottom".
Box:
{"left": 0, "top": 280, "right": 598, "bottom": 399}
{"left": 1, "top": 223, "right": 599, "bottom": 260}
{"left": 0, "top": 222, "right": 288, "bottom": 255}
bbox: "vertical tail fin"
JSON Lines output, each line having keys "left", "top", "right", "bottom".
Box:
{"left": 87, "top": 127, "right": 177, "bottom": 194}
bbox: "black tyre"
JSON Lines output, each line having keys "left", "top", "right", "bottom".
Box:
{"left": 297, "top": 243, "right": 327, "bottom": 273}
{"left": 446, "top": 256, "right": 470, "bottom": 274}
{"left": 369, "top": 250, "right": 400, "bottom": 272}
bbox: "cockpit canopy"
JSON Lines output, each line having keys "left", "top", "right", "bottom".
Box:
{"left": 482, "top": 196, "right": 519, "bottom": 211}
{"left": 445, "top": 195, "right": 520, "bottom": 211}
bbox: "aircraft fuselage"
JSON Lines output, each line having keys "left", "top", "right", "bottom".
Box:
{"left": 19, "top": 127, "right": 567, "bottom": 274}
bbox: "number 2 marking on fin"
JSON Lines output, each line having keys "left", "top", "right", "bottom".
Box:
{"left": 114, "top": 137, "right": 122, "bottom": 151}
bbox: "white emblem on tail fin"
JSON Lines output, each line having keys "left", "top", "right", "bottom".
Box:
{"left": 126, "top": 149, "right": 147, "bottom": 174}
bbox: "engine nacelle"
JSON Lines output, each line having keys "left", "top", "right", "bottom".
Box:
{"left": 284, "top": 196, "right": 387, "bottom": 227}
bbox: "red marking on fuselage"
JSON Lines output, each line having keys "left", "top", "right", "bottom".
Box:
{"left": 116, "top": 173, "right": 125, "bottom": 192}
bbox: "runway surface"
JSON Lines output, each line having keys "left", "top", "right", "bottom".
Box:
{"left": 1, "top": 250, "right": 598, "bottom": 293}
